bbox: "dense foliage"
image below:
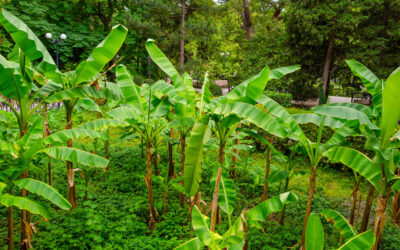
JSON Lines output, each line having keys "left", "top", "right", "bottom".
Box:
{"left": 1, "top": 0, "right": 399, "bottom": 100}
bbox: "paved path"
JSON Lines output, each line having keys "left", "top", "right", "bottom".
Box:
{"left": 292, "top": 96, "right": 352, "bottom": 108}
{"left": 328, "top": 96, "right": 352, "bottom": 103}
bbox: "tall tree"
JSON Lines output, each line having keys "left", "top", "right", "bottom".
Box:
{"left": 241, "top": 0, "right": 254, "bottom": 40}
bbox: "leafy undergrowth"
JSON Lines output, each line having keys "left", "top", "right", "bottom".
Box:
{"left": 18, "top": 145, "right": 396, "bottom": 249}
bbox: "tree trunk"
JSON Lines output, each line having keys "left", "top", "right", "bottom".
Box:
{"left": 141, "top": 137, "right": 144, "bottom": 158}
{"left": 19, "top": 127, "right": 28, "bottom": 250}
{"left": 8, "top": 206, "right": 13, "bottom": 250}
{"left": 210, "top": 142, "right": 225, "bottom": 231}
{"left": 392, "top": 191, "right": 400, "bottom": 226}
{"left": 373, "top": 190, "right": 390, "bottom": 250}
{"left": 210, "top": 167, "right": 222, "bottom": 231}
{"left": 355, "top": 191, "right": 362, "bottom": 229}
{"left": 66, "top": 108, "right": 77, "bottom": 209}
{"left": 360, "top": 185, "right": 375, "bottom": 232}
{"left": 349, "top": 180, "right": 360, "bottom": 225}
{"left": 145, "top": 140, "right": 157, "bottom": 230}
{"left": 163, "top": 188, "right": 167, "bottom": 215}
{"left": 105, "top": 139, "right": 110, "bottom": 159}
{"left": 20, "top": 172, "right": 28, "bottom": 250}
{"left": 104, "top": 139, "right": 110, "bottom": 171}
{"left": 43, "top": 104, "right": 52, "bottom": 186}
{"left": 261, "top": 135, "right": 274, "bottom": 202}
{"left": 180, "top": 134, "right": 186, "bottom": 207}
{"left": 168, "top": 128, "right": 175, "bottom": 179}
{"left": 242, "top": 0, "right": 254, "bottom": 40}
{"left": 300, "top": 165, "right": 317, "bottom": 249}
{"left": 230, "top": 124, "right": 241, "bottom": 178}
{"left": 322, "top": 33, "right": 335, "bottom": 99}
{"left": 180, "top": 0, "right": 185, "bottom": 72}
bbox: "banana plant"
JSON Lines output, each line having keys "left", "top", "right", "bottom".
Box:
{"left": 181, "top": 63, "right": 300, "bottom": 232}
{"left": 145, "top": 39, "right": 197, "bottom": 205}
{"left": 312, "top": 60, "right": 400, "bottom": 249}
{"left": 107, "top": 64, "right": 185, "bottom": 230}
{"left": 305, "top": 211, "right": 375, "bottom": 250}
{"left": 76, "top": 81, "right": 123, "bottom": 163}
{"left": 175, "top": 192, "right": 298, "bottom": 250}
{"left": 0, "top": 115, "right": 110, "bottom": 249}
{"left": 0, "top": 8, "right": 128, "bottom": 211}
{"left": 254, "top": 90, "right": 359, "bottom": 248}
{"left": 0, "top": 9, "right": 68, "bottom": 248}
{"left": 44, "top": 25, "right": 127, "bottom": 209}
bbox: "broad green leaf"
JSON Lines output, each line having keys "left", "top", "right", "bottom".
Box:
{"left": 73, "top": 24, "right": 128, "bottom": 85}
{"left": 257, "top": 94, "right": 305, "bottom": 140}
{"left": 107, "top": 107, "right": 137, "bottom": 121}
{"left": 170, "top": 117, "right": 195, "bottom": 130}
{"left": 0, "top": 194, "right": 51, "bottom": 218}
{"left": 268, "top": 168, "right": 289, "bottom": 185}
{"left": 116, "top": 65, "right": 144, "bottom": 113}
{"left": 325, "top": 125, "right": 355, "bottom": 148}
{"left": 247, "top": 192, "right": 298, "bottom": 223}
{"left": 43, "top": 147, "right": 109, "bottom": 168}
{"left": 345, "top": 60, "right": 380, "bottom": 92}
{"left": 246, "top": 66, "right": 270, "bottom": 101}
{"left": 174, "top": 238, "right": 201, "bottom": 250}
{"left": 151, "top": 80, "right": 186, "bottom": 105}
{"left": 322, "top": 102, "right": 373, "bottom": 119}
{"left": 381, "top": 67, "right": 400, "bottom": 147}
{"left": 19, "top": 116, "right": 43, "bottom": 146}
{"left": 76, "top": 98, "right": 102, "bottom": 113}
{"left": 151, "top": 98, "right": 170, "bottom": 119}
{"left": 33, "top": 81, "right": 64, "bottom": 100}
{"left": 0, "top": 54, "right": 28, "bottom": 99}
{"left": 13, "top": 178, "right": 71, "bottom": 210}
{"left": 345, "top": 59, "right": 382, "bottom": 112}
{"left": 305, "top": 213, "right": 324, "bottom": 250}
{"left": 221, "top": 215, "right": 245, "bottom": 250}
{"left": 184, "top": 118, "right": 209, "bottom": 196}
{"left": 182, "top": 72, "right": 196, "bottom": 103}
{"left": 145, "top": 39, "right": 183, "bottom": 88}
{"left": 199, "top": 72, "right": 212, "bottom": 114}
{"left": 292, "top": 113, "right": 344, "bottom": 129}
{"left": 321, "top": 209, "right": 356, "bottom": 242}
{"left": 237, "top": 127, "right": 284, "bottom": 158}
{"left": 324, "top": 147, "right": 380, "bottom": 189}
{"left": 214, "top": 102, "right": 287, "bottom": 138}
{"left": 338, "top": 231, "right": 375, "bottom": 250}
{"left": 46, "top": 85, "right": 120, "bottom": 103}
{"left": 392, "top": 180, "right": 400, "bottom": 192}
{"left": 192, "top": 205, "right": 213, "bottom": 246}
{"left": 0, "top": 9, "right": 56, "bottom": 73}
{"left": 44, "top": 128, "right": 102, "bottom": 144}
{"left": 269, "top": 65, "right": 300, "bottom": 80}
{"left": 77, "top": 119, "right": 129, "bottom": 131}
{"left": 312, "top": 106, "right": 377, "bottom": 129}
{"left": 0, "top": 182, "right": 6, "bottom": 193}
{"left": 210, "top": 167, "right": 236, "bottom": 216}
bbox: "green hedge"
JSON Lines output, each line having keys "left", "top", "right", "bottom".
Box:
{"left": 209, "top": 82, "right": 223, "bottom": 96}
{"left": 264, "top": 91, "right": 293, "bottom": 107}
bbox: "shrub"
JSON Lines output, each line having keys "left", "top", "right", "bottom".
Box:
{"left": 264, "top": 91, "right": 293, "bottom": 107}
{"left": 209, "top": 82, "right": 223, "bottom": 96}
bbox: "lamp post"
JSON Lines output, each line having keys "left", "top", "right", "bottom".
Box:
{"left": 220, "top": 52, "right": 229, "bottom": 73}
{"left": 45, "top": 32, "right": 67, "bottom": 69}
{"left": 220, "top": 52, "right": 230, "bottom": 90}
